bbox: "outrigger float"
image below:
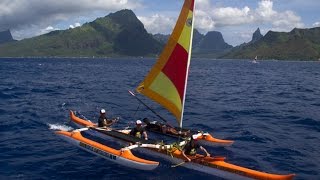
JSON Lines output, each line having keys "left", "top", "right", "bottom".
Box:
{"left": 56, "top": 0, "right": 295, "bottom": 179}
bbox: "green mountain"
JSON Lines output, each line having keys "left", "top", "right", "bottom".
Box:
{"left": 222, "top": 27, "right": 320, "bottom": 60}
{"left": 0, "top": 9, "right": 162, "bottom": 57}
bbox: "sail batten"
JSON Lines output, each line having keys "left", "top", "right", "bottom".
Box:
{"left": 136, "top": 0, "right": 195, "bottom": 127}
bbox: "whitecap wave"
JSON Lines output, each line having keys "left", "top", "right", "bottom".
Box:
{"left": 48, "top": 123, "right": 73, "bottom": 131}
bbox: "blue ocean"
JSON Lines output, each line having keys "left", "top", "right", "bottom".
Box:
{"left": 0, "top": 58, "right": 319, "bottom": 180}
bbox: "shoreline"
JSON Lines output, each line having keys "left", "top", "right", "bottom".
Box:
{"left": 0, "top": 56, "right": 319, "bottom": 62}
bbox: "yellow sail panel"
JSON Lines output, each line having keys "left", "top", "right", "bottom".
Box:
{"left": 149, "top": 73, "right": 181, "bottom": 113}
{"left": 136, "top": 0, "right": 195, "bottom": 126}
{"left": 177, "top": 11, "right": 193, "bottom": 52}
{"left": 136, "top": 87, "right": 182, "bottom": 121}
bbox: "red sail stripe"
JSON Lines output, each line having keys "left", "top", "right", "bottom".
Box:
{"left": 162, "top": 43, "right": 188, "bottom": 101}
{"left": 189, "top": 0, "right": 195, "bottom": 11}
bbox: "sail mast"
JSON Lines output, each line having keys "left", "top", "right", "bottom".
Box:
{"left": 179, "top": 1, "right": 196, "bottom": 128}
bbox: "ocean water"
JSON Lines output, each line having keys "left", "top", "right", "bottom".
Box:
{"left": 0, "top": 58, "right": 319, "bottom": 180}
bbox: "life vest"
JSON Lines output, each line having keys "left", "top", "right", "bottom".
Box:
{"left": 130, "top": 126, "right": 144, "bottom": 138}
{"left": 184, "top": 140, "right": 199, "bottom": 155}
{"left": 189, "top": 148, "right": 197, "bottom": 155}
{"left": 135, "top": 132, "right": 141, "bottom": 138}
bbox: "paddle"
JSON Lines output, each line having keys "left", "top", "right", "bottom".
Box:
{"left": 171, "top": 156, "right": 225, "bottom": 168}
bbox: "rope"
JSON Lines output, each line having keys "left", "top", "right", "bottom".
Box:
{"left": 164, "top": 140, "right": 188, "bottom": 158}
{"left": 132, "top": 103, "right": 141, "bottom": 120}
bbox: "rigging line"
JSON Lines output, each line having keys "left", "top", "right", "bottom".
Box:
{"left": 128, "top": 90, "right": 174, "bottom": 128}
{"left": 132, "top": 103, "right": 141, "bottom": 119}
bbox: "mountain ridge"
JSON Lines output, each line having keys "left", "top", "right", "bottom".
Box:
{"left": 0, "top": 9, "right": 319, "bottom": 60}
{"left": 0, "top": 9, "right": 162, "bottom": 57}
{"left": 222, "top": 27, "right": 320, "bottom": 60}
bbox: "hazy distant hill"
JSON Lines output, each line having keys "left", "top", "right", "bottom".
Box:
{"left": 0, "top": 9, "right": 162, "bottom": 57}
{"left": 0, "top": 30, "right": 15, "bottom": 44}
{"left": 223, "top": 27, "right": 320, "bottom": 60}
{"left": 193, "top": 31, "right": 233, "bottom": 58}
{"left": 153, "top": 33, "right": 169, "bottom": 45}
{"left": 153, "top": 28, "right": 232, "bottom": 58}
{"left": 192, "top": 29, "right": 204, "bottom": 47}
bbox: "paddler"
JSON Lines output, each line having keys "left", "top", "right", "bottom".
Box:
{"left": 129, "top": 120, "right": 148, "bottom": 140}
{"left": 182, "top": 135, "right": 211, "bottom": 162}
{"left": 98, "top": 109, "right": 118, "bottom": 128}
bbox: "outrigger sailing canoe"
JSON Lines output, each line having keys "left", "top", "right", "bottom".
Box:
{"left": 66, "top": 111, "right": 295, "bottom": 180}
{"left": 56, "top": 0, "right": 295, "bottom": 179}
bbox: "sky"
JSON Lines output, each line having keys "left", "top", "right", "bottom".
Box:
{"left": 0, "top": 0, "right": 319, "bottom": 46}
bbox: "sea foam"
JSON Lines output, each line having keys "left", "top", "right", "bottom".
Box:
{"left": 48, "top": 123, "right": 73, "bottom": 131}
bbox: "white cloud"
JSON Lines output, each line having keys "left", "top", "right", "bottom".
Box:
{"left": 12, "top": 25, "right": 60, "bottom": 40}
{"left": 270, "top": 10, "right": 304, "bottom": 31}
{"left": 313, "top": 22, "right": 320, "bottom": 27}
{"left": 212, "top": 6, "right": 254, "bottom": 26}
{"left": 138, "top": 14, "right": 175, "bottom": 34}
{"left": 196, "top": 0, "right": 211, "bottom": 10}
{"left": 256, "top": 0, "right": 276, "bottom": 19}
{"left": 69, "top": 22, "right": 81, "bottom": 29}
{"left": 45, "top": 26, "right": 55, "bottom": 31}
{"left": 194, "top": 11, "right": 215, "bottom": 32}
{"left": 139, "top": 0, "right": 304, "bottom": 38}
{"left": 39, "top": 26, "right": 60, "bottom": 35}
{"left": 199, "top": 0, "right": 303, "bottom": 31}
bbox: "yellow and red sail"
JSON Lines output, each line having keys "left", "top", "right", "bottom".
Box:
{"left": 136, "top": 0, "right": 195, "bottom": 128}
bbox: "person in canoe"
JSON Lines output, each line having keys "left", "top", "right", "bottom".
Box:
{"left": 143, "top": 118, "right": 189, "bottom": 136}
{"left": 98, "top": 109, "right": 118, "bottom": 128}
{"left": 182, "top": 135, "right": 211, "bottom": 162}
{"left": 130, "top": 120, "right": 148, "bottom": 140}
